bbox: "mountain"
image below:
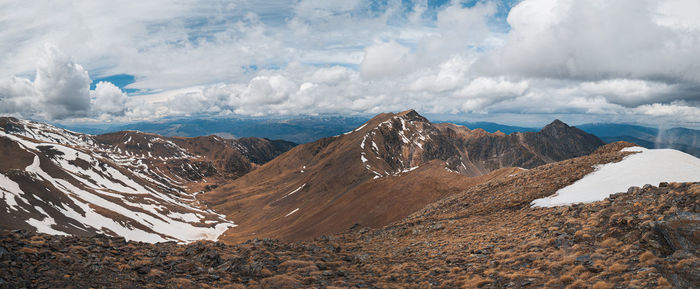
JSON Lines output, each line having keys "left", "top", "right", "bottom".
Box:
{"left": 202, "top": 110, "right": 605, "bottom": 242}
{"left": 3, "top": 141, "right": 697, "bottom": 288}
{"left": 62, "top": 116, "right": 369, "bottom": 144}
{"left": 449, "top": 121, "right": 538, "bottom": 134}
{"left": 0, "top": 117, "right": 294, "bottom": 242}
{"left": 578, "top": 123, "right": 700, "bottom": 157}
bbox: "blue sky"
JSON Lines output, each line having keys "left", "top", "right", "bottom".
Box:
{"left": 0, "top": 0, "right": 699, "bottom": 128}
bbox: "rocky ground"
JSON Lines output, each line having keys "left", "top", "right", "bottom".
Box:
{"left": 1, "top": 142, "right": 698, "bottom": 288}
{"left": 2, "top": 180, "right": 697, "bottom": 288}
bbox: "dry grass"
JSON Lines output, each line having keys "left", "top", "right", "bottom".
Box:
{"left": 278, "top": 259, "right": 315, "bottom": 270}
{"left": 461, "top": 275, "right": 494, "bottom": 288}
{"left": 639, "top": 251, "right": 657, "bottom": 265}
{"left": 599, "top": 238, "right": 619, "bottom": 247}
{"left": 591, "top": 281, "right": 613, "bottom": 289}
{"left": 657, "top": 277, "right": 672, "bottom": 288}
{"left": 608, "top": 262, "right": 627, "bottom": 273}
{"left": 565, "top": 280, "right": 586, "bottom": 289}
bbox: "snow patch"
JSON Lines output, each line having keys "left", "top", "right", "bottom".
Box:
{"left": 343, "top": 123, "right": 368, "bottom": 135}
{"left": 0, "top": 173, "right": 25, "bottom": 210}
{"left": 285, "top": 208, "right": 299, "bottom": 217}
{"left": 26, "top": 206, "right": 68, "bottom": 236}
{"left": 532, "top": 147, "right": 700, "bottom": 207}
{"left": 286, "top": 184, "right": 305, "bottom": 197}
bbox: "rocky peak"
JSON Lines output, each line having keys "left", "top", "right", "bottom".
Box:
{"left": 543, "top": 119, "right": 569, "bottom": 129}
{"left": 0, "top": 116, "right": 24, "bottom": 133}
{"left": 396, "top": 109, "right": 429, "bottom": 123}
{"left": 540, "top": 119, "right": 578, "bottom": 138}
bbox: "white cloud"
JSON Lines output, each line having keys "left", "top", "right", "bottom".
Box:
{"left": 634, "top": 102, "right": 700, "bottom": 122}
{"left": 0, "top": 77, "right": 41, "bottom": 117}
{"left": 0, "top": 45, "right": 128, "bottom": 120}
{"left": 577, "top": 79, "right": 676, "bottom": 107}
{"left": 457, "top": 77, "right": 529, "bottom": 112}
{"left": 477, "top": 0, "right": 700, "bottom": 83}
{"left": 360, "top": 41, "right": 414, "bottom": 79}
{"left": 34, "top": 44, "right": 91, "bottom": 119}
{"left": 91, "top": 81, "right": 128, "bottom": 116}
{"left": 0, "top": 0, "right": 698, "bottom": 128}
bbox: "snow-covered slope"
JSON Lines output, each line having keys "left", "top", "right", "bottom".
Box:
{"left": 0, "top": 117, "right": 296, "bottom": 243}
{"left": 532, "top": 147, "right": 700, "bottom": 207}
{"left": 0, "top": 129, "right": 235, "bottom": 243}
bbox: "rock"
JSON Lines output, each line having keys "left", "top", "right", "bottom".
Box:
{"left": 653, "top": 213, "right": 700, "bottom": 253}
{"left": 134, "top": 265, "right": 151, "bottom": 275}
{"left": 260, "top": 275, "right": 301, "bottom": 288}
{"left": 575, "top": 255, "right": 591, "bottom": 265}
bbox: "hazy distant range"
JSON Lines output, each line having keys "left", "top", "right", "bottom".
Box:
{"left": 61, "top": 117, "right": 700, "bottom": 157}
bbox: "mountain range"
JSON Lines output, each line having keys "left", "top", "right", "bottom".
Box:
{"left": 61, "top": 116, "right": 700, "bottom": 157}
{"left": 0, "top": 117, "right": 293, "bottom": 242}
{"left": 1, "top": 110, "right": 698, "bottom": 288}
{"left": 202, "top": 110, "right": 605, "bottom": 242}
{"left": 576, "top": 123, "right": 700, "bottom": 157}
{"left": 62, "top": 116, "right": 368, "bottom": 144}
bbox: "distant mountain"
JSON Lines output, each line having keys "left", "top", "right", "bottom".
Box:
{"left": 578, "top": 123, "right": 700, "bottom": 157}
{"left": 63, "top": 118, "right": 538, "bottom": 143}
{"left": 0, "top": 117, "right": 293, "bottom": 242}
{"left": 202, "top": 110, "right": 605, "bottom": 242}
{"left": 448, "top": 121, "right": 538, "bottom": 134}
{"left": 63, "top": 116, "right": 369, "bottom": 144}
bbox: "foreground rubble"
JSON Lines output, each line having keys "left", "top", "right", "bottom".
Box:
{"left": 2, "top": 181, "right": 697, "bottom": 288}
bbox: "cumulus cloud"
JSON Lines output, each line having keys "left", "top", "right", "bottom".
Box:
{"left": 476, "top": 0, "right": 700, "bottom": 83}
{"left": 0, "top": 44, "right": 128, "bottom": 120}
{"left": 0, "top": 77, "right": 41, "bottom": 117}
{"left": 360, "top": 41, "right": 414, "bottom": 79}
{"left": 34, "top": 44, "right": 91, "bottom": 119}
{"left": 0, "top": 0, "right": 699, "bottom": 128}
{"left": 457, "top": 77, "right": 529, "bottom": 112}
{"left": 91, "top": 81, "right": 128, "bottom": 116}
{"left": 634, "top": 102, "right": 700, "bottom": 122}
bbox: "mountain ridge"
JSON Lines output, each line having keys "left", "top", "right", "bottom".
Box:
{"left": 0, "top": 117, "right": 294, "bottom": 242}
{"left": 202, "top": 110, "right": 606, "bottom": 242}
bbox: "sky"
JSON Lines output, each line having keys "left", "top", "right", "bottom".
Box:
{"left": 0, "top": 0, "right": 699, "bottom": 128}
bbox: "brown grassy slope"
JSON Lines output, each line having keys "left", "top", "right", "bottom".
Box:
{"left": 202, "top": 110, "right": 604, "bottom": 242}
{"left": 2, "top": 150, "right": 696, "bottom": 288}
{"left": 219, "top": 161, "right": 522, "bottom": 243}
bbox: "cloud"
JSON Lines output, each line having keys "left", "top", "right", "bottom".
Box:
{"left": 476, "top": 0, "right": 700, "bottom": 83}
{"left": 0, "top": 77, "right": 41, "bottom": 117}
{"left": 360, "top": 41, "right": 414, "bottom": 79}
{"left": 634, "top": 102, "right": 700, "bottom": 122}
{"left": 0, "top": 0, "right": 699, "bottom": 128}
{"left": 34, "top": 44, "right": 91, "bottom": 119}
{"left": 91, "top": 81, "right": 128, "bottom": 116}
{"left": 0, "top": 44, "right": 128, "bottom": 121}
{"left": 457, "top": 77, "right": 529, "bottom": 112}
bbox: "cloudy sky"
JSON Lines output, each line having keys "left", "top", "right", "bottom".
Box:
{"left": 1, "top": 0, "right": 699, "bottom": 128}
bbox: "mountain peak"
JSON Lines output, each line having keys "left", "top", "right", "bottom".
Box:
{"left": 396, "top": 109, "right": 428, "bottom": 122}
{"left": 547, "top": 119, "right": 568, "bottom": 128}
{"left": 364, "top": 109, "right": 429, "bottom": 128}
{"left": 540, "top": 119, "right": 572, "bottom": 134}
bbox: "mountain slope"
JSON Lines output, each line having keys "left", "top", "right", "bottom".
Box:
{"left": 0, "top": 117, "right": 294, "bottom": 242}
{"left": 202, "top": 110, "right": 605, "bottom": 242}
{"left": 3, "top": 142, "right": 697, "bottom": 288}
